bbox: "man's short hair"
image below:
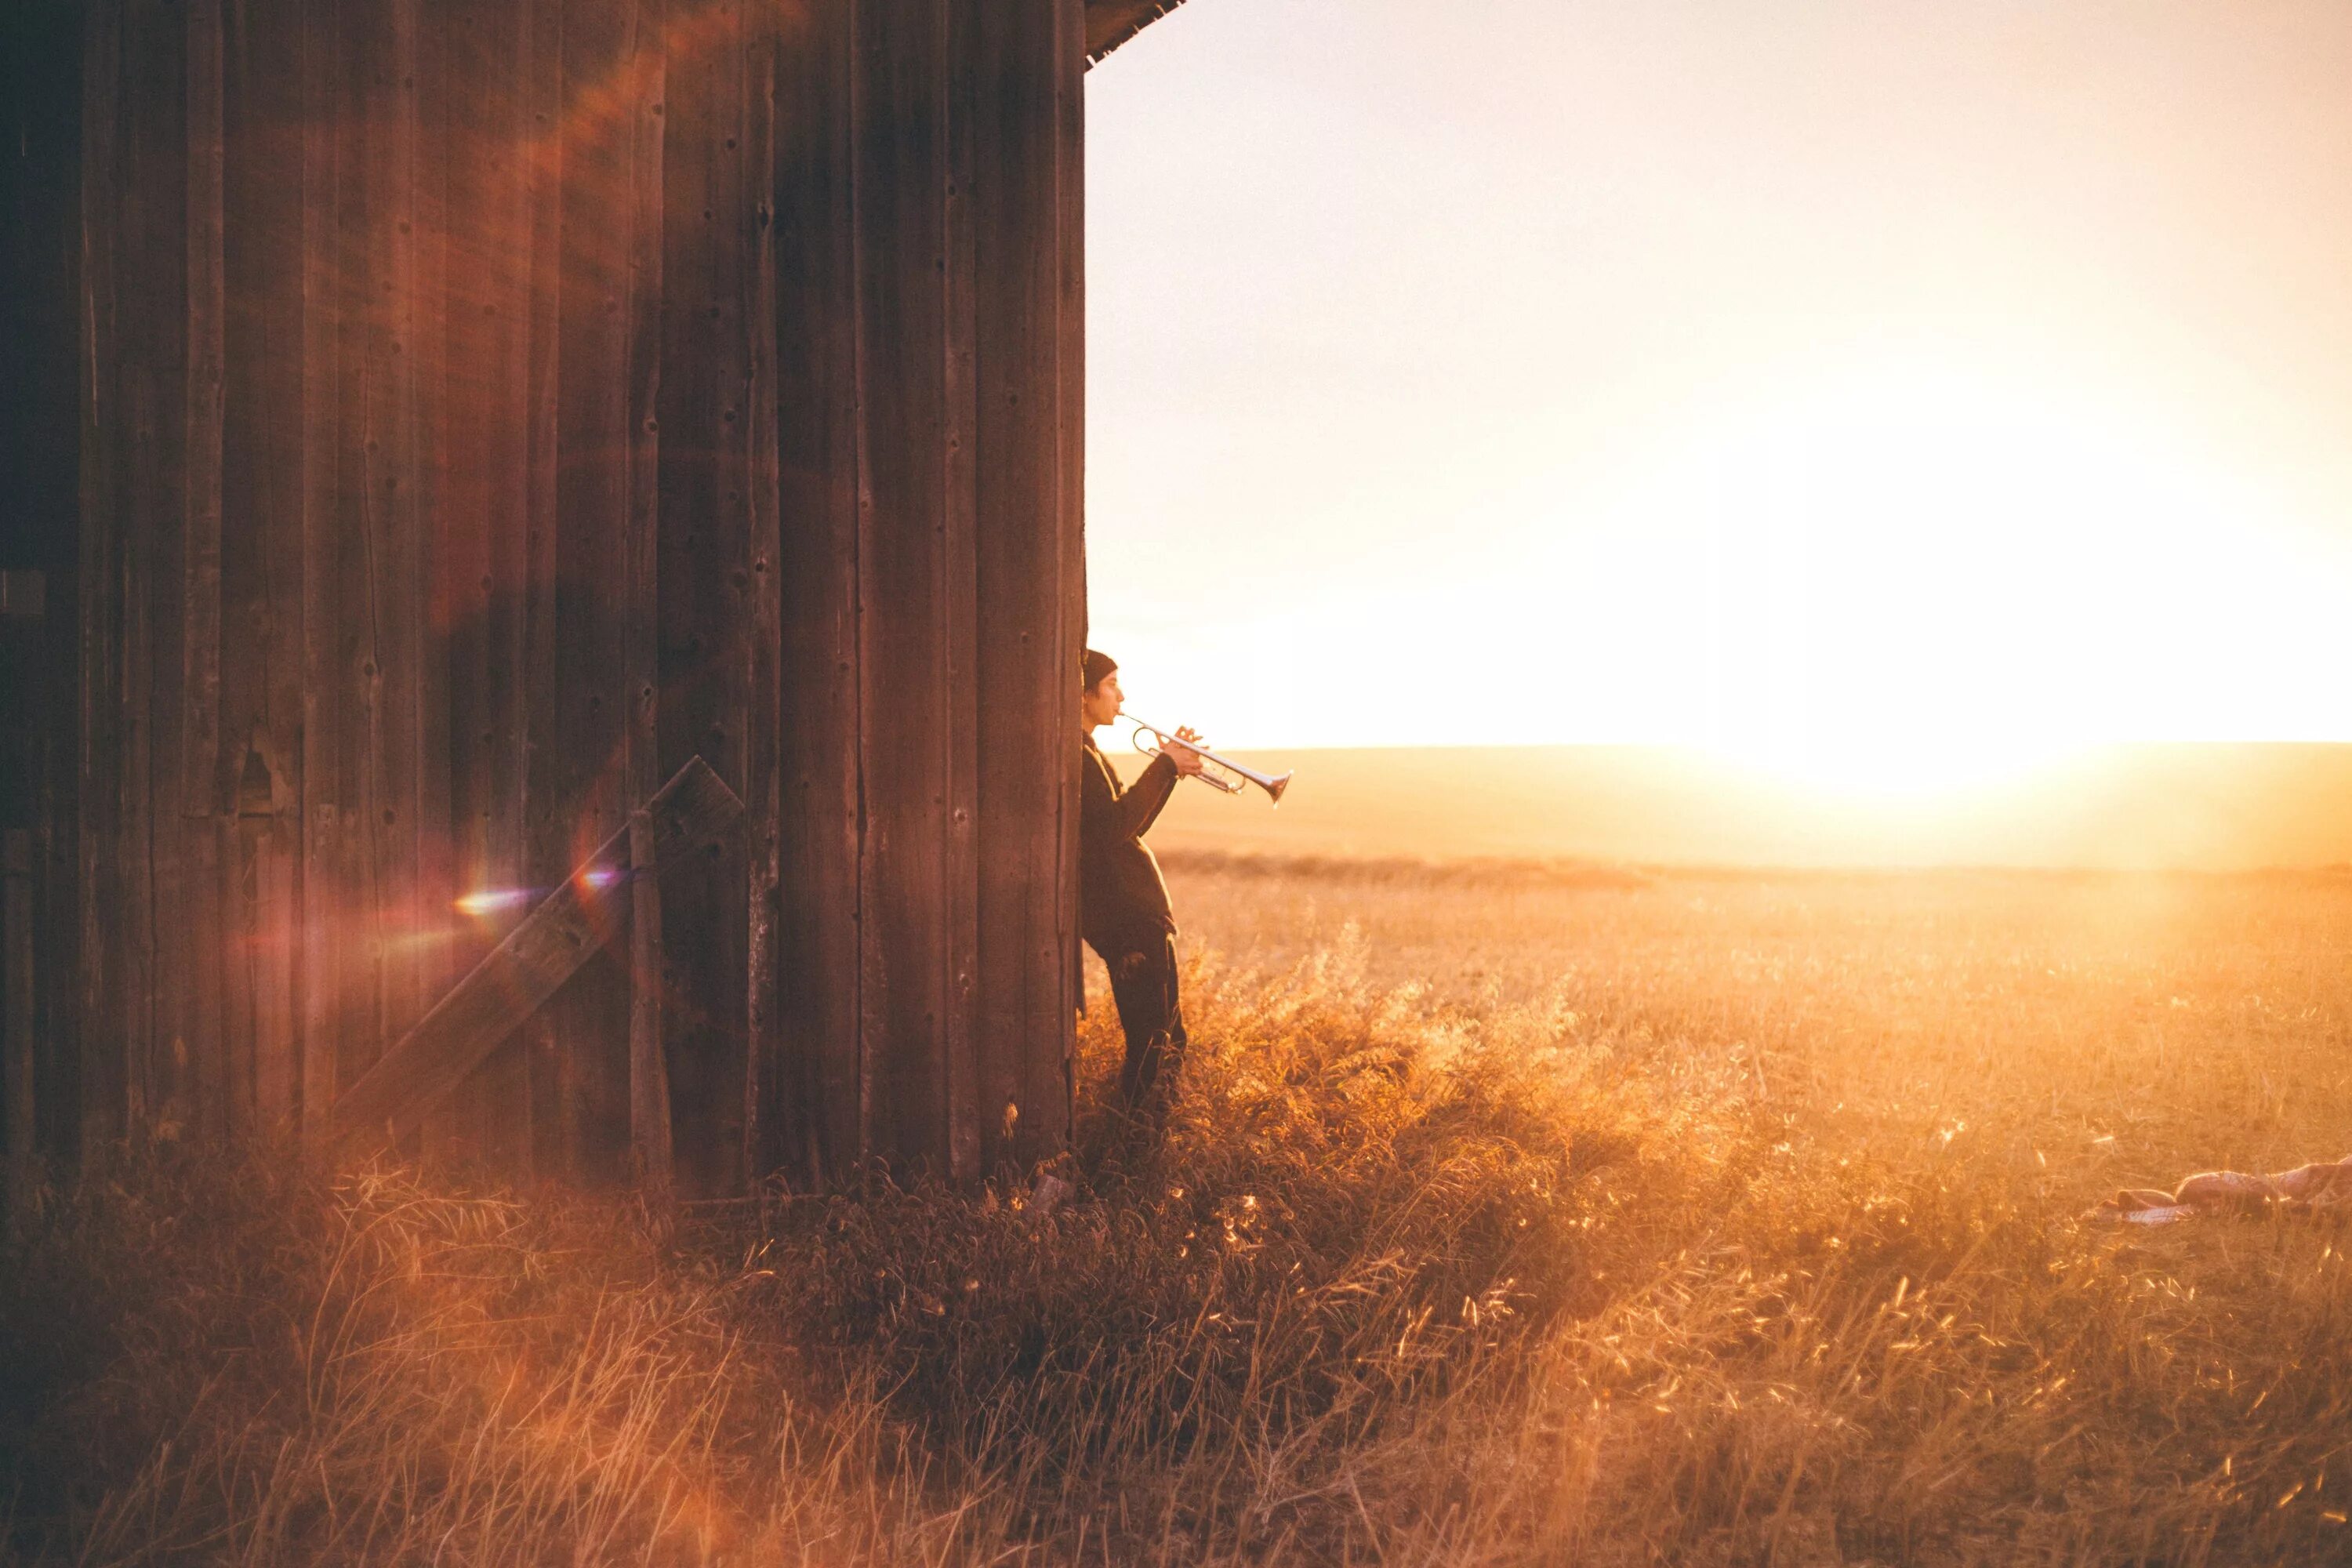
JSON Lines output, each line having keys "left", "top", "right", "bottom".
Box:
{"left": 1082, "top": 648, "right": 1117, "bottom": 690}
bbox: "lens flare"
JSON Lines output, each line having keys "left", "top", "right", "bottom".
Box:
{"left": 454, "top": 887, "right": 533, "bottom": 918}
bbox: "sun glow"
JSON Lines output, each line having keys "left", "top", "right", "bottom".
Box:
{"left": 1109, "top": 349, "right": 2352, "bottom": 800}
{"left": 1708, "top": 728, "right": 2089, "bottom": 804}
{"left": 1671, "top": 357, "right": 2344, "bottom": 797}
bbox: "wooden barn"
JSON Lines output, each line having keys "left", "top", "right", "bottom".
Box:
{"left": 0, "top": 0, "right": 1192, "bottom": 1205}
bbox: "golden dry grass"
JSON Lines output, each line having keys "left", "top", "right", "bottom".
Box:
{"left": 8, "top": 858, "right": 2352, "bottom": 1565}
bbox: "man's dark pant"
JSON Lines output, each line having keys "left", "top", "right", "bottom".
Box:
{"left": 1094, "top": 930, "right": 1188, "bottom": 1116}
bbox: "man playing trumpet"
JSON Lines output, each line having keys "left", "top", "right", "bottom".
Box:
{"left": 1080, "top": 648, "right": 1205, "bottom": 1124}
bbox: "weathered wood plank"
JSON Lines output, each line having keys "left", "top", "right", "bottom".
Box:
{"left": 243, "top": 789, "right": 298, "bottom": 1131}
{"left": 221, "top": 0, "right": 309, "bottom": 812}
{"left": 2, "top": 3, "right": 86, "bottom": 1169}
{"left": 627, "top": 808, "right": 673, "bottom": 1196}
{"left": 333, "top": 756, "right": 741, "bottom": 1141}
{"left": 624, "top": 45, "right": 670, "bottom": 1171}
{"left": 435, "top": 0, "right": 496, "bottom": 1164}
{"left": 297, "top": 0, "right": 342, "bottom": 1147}
{"left": 740, "top": 5, "right": 782, "bottom": 1189}
{"left": 943, "top": 0, "right": 984, "bottom": 1181}
{"left": 184, "top": 0, "right": 225, "bottom": 821}
{"left": 624, "top": 0, "right": 666, "bottom": 840}
{"left": 658, "top": 0, "right": 752, "bottom": 1196}
{"left": 554, "top": 0, "right": 658, "bottom": 1178}
{"left": 180, "top": 0, "right": 228, "bottom": 1143}
{"left": 174, "top": 0, "right": 224, "bottom": 826}
{"left": 0, "top": 589, "right": 44, "bottom": 1206}
{"left": 4, "top": 0, "right": 77, "bottom": 1152}
{"left": 219, "top": 0, "right": 308, "bottom": 1138}
{"left": 1048, "top": 0, "right": 1087, "bottom": 1154}
{"left": 332, "top": 0, "right": 385, "bottom": 1091}
{"left": 38, "top": 568, "right": 80, "bottom": 1167}
{"left": 437, "top": 0, "right": 532, "bottom": 1167}
{"left": 477, "top": 0, "right": 542, "bottom": 1178}
{"left": 972, "top": 0, "right": 1067, "bottom": 1172}
{"left": 78, "top": 0, "right": 129, "bottom": 1149}
{"left": 220, "top": 815, "right": 253, "bottom": 1133}
{"left": 621, "top": 0, "right": 668, "bottom": 822}
{"left": 855, "top": 0, "right": 953, "bottom": 1177}
{"left": 521, "top": 0, "right": 568, "bottom": 1180}
{"left": 123, "top": 0, "right": 187, "bottom": 1132}
{"left": 176, "top": 813, "right": 223, "bottom": 1139}
{"left": 614, "top": 0, "right": 691, "bottom": 1195}
{"left": 5, "top": 830, "right": 34, "bottom": 1235}
{"left": 774, "top": 0, "right": 862, "bottom": 1184}
{"left": 412, "top": 0, "right": 456, "bottom": 1081}
{"left": 365, "top": 0, "right": 426, "bottom": 1078}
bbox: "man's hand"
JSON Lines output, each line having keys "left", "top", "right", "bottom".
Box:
{"left": 1167, "top": 726, "right": 1208, "bottom": 778}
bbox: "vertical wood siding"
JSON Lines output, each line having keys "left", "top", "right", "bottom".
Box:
{"left": 773, "top": 0, "right": 864, "bottom": 1187}
{"left": 54, "top": 0, "right": 1085, "bottom": 1188}
{"left": 1, "top": 0, "right": 88, "bottom": 1189}
{"left": 1051, "top": 0, "right": 1088, "bottom": 1159}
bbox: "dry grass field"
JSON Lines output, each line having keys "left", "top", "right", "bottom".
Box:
{"left": 8, "top": 855, "right": 2352, "bottom": 1565}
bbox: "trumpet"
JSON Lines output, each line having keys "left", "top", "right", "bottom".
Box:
{"left": 1128, "top": 717, "right": 1292, "bottom": 804}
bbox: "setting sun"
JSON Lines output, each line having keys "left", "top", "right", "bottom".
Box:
{"left": 1671, "top": 355, "right": 2339, "bottom": 797}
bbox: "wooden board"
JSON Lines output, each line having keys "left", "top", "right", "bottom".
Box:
{"left": 739, "top": 4, "right": 783, "bottom": 1192}
{"left": 411, "top": 0, "right": 457, "bottom": 1156}
{"left": 182, "top": 0, "right": 227, "bottom": 1143}
{"left": 1050, "top": 0, "right": 1089, "bottom": 1156}
{"left": 219, "top": 0, "right": 308, "bottom": 1137}
{"left": 627, "top": 808, "right": 673, "bottom": 1196}
{"left": 855, "top": 0, "right": 953, "bottom": 1178}
{"left": 123, "top": 0, "right": 186, "bottom": 1132}
{"left": 3, "top": 5, "right": 88, "bottom": 1170}
{"left": 360, "top": 0, "right": 426, "bottom": 1083}
{"left": 332, "top": 0, "right": 382, "bottom": 1093}
{"left": 184, "top": 0, "right": 225, "bottom": 819}
{"left": 435, "top": 0, "right": 499, "bottom": 1163}
{"left": 972, "top": 0, "right": 1073, "bottom": 1171}
{"left": 296, "top": 0, "right": 342, "bottom": 1147}
{"left": 774, "top": 0, "right": 864, "bottom": 1184}
{"left": 943, "top": 0, "right": 984, "bottom": 1181}
{"left": 553, "top": 0, "right": 658, "bottom": 1179}
{"left": 434, "top": 0, "right": 539, "bottom": 1171}
{"left": 4, "top": 831, "right": 34, "bottom": 1233}
{"left": 78, "top": 0, "right": 129, "bottom": 1149}
{"left": 521, "top": 0, "right": 567, "bottom": 1180}
{"left": 334, "top": 757, "right": 742, "bottom": 1141}
{"left": 475, "top": 0, "right": 539, "bottom": 1177}
{"left": 655, "top": 0, "right": 753, "bottom": 1200}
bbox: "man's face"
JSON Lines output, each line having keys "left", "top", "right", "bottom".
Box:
{"left": 1083, "top": 672, "right": 1123, "bottom": 730}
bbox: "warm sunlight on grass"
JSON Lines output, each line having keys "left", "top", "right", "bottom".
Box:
{"left": 9, "top": 861, "right": 2352, "bottom": 1564}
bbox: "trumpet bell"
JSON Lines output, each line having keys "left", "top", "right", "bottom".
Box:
{"left": 1128, "top": 717, "right": 1292, "bottom": 807}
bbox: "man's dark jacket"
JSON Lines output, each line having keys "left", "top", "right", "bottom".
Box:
{"left": 1080, "top": 732, "right": 1178, "bottom": 951}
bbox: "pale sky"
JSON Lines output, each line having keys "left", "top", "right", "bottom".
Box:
{"left": 1083, "top": 0, "right": 2352, "bottom": 777}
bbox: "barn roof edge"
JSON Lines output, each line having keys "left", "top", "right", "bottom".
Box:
{"left": 1085, "top": 0, "right": 1189, "bottom": 66}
